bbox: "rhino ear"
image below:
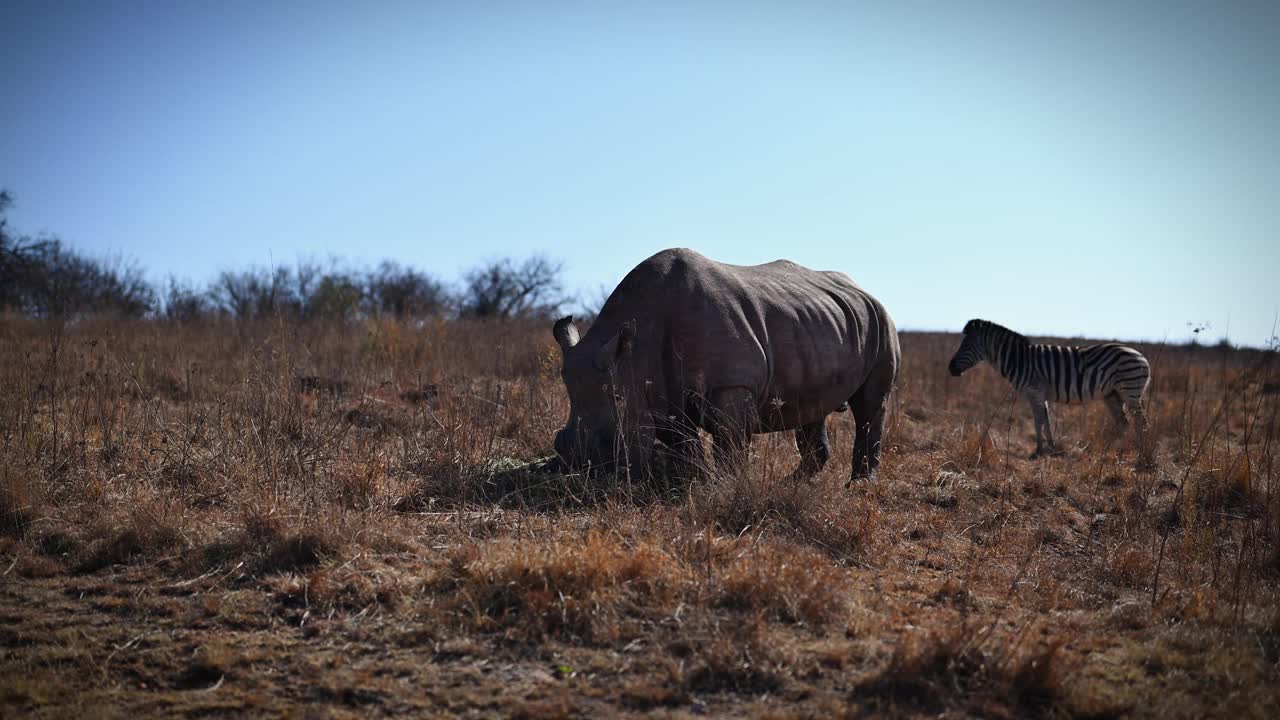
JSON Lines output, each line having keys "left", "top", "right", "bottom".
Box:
{"left": 553, "top": 316, "right": 579, "bottom": 353}
{"left": 594, "top": 320, "right": 636, "bottom": 372}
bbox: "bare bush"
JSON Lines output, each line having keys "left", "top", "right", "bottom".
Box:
{"left": 0, "top": 193, "right": 155, "bottom": 317}
{"left": 209, "top": 265, "right": 299, "bottom": 319}
{"left": 458, "top": 254, "right": 567, "bottom": 319}
{"left": 364, "top": 260, "right": 450, "bottom": 318}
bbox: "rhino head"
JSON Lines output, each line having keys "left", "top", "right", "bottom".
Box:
{"left": 551, "top": 315, "right": 646, "bottom": 471}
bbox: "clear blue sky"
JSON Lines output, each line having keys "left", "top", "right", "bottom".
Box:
{"left": 2, "top": 1, "right": 1277, "bottom": 344}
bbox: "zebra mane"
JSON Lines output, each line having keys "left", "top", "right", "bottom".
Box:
{"left": 964, "top": 319, "right": 1030, "bottom": 346}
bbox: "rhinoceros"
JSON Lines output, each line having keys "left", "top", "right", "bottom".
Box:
{"left": 550, "top": 248, "right": 899, "bottom": 482}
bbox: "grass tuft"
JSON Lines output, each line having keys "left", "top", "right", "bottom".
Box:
{"left": 0, "top": 468, "right": 37, "bottom": 537}
{"left": 440, "top": 530, "right": 683, "bottom": 642}
{"left": 716, "top": 541, "right": 846, "bottom": 625}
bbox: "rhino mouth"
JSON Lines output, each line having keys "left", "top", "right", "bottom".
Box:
{"left": 553, "top": 427, "right": 619, "bottom": 471}
{"left": 550, "top": 449, "right": 628, "bottom": 474}
{"left": 551, "top": 422, "right": 654, "bottom": 474}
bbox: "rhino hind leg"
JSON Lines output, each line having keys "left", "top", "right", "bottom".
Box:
{"left": 706, "top": 386, "right": 756, "bottom": 475}
{"left": 793, "top": 419, "right": 831, "bottom": 480}
{"left": 850, "top": 381, "right": 891, "bottom": 481}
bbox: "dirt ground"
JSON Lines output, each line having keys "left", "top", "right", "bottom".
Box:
{"left": 2, "top": 319, "right": 1278, "bottom": 718}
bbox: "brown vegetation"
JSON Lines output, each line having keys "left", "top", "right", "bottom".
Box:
{"left": 1, "top": 315, "right": 1277, "bottom": 718}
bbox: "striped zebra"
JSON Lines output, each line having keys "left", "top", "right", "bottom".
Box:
{"left": 947, "top": 319, "right": 1151, "bottom": 459}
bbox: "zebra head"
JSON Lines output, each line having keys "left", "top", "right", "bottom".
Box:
{"left": 948, "top": 319, "right": 988, "bottom": 376}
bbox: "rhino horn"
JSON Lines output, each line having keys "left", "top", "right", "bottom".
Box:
{"left": 553, "top": 316, "right": 580, "bottom": 353}
{"left": 594, "top": 321, "right": 636, "bottom": 371}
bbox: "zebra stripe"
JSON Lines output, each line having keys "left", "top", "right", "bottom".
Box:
{"left": 949, "top": 320, "right": 1150, "bottom": 404}
{"left": 948, "top": 319, "right": 1152, "bottom": 458}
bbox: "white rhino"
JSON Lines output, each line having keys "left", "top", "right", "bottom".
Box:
{"left": 552, "top": 248, "right": 899, "bottom": 482}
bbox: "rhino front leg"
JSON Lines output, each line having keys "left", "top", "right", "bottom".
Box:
{"left": 707, "top": 387, "right": 756, "bottom": 476}
{"left": 792, "top": 419, "right": 831, "bottom": 480}
{"left": 656, "top": 412, "right": 706, "bottom": 487}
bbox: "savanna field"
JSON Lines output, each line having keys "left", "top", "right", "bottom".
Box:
{"left": 1, "top": 315, "right": 1277, "bottom": 719}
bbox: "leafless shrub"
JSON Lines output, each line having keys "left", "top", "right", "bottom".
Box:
{"left": 458, "top": 255, "right": 567, "bottom": 320}
{"left": 364, "top": 261, "right": 450, "bottom": 318}
{"left": 1, "top": 193, "right": 155, "bottom": 318}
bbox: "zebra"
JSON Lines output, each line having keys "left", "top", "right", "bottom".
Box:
{"left": 947, "top": 319, "right": 1151, "bottom": 459}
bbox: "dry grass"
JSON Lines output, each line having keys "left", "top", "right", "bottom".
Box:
{"left": 0, "top": 314, "right": 1277, "bottom": 718}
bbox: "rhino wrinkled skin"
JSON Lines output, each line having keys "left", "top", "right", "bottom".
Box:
{"left": 551, "top": 248, "right": 900, "bottom": 482}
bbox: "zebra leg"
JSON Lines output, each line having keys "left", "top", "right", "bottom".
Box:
{"left": 791, "top": 418, "right": 831, "bottom": 481}
{"left": 1043, "top": 402, "right": 1058, "bottom": 454}
{"left": 1028, "top": 395, "right": 1052, "bottom": 459}
{"left": 1130, "top": 395, "right": 1153, "bottom": 465}
{"left": 1104, "top": 391, "right": 1129, "bottom": 440}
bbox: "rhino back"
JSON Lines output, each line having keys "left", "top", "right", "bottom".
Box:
{"left": 593, "top": 249, "right": 894, "bottom": 426}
